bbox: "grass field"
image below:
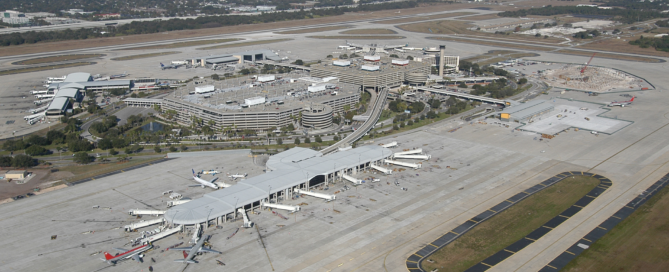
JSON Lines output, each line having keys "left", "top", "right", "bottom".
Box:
{"left": 0, "top": 62, "right": 96, "bottom": 76}
{"left": 275, "top": 26, "right": 351, "bottom": 34}
{"left": 197, "top": 38, "right": 292, "bottom": 50}
{"left": 60, "top": 157, "right": 163, "bottom": 183}
{"left": 121, "top": 38, "right": 242, "bottom": 50}
{"left": 339, "top": 28, "right": 397, "bottom": 34}
{"left": 422, "top": 175, "right": 601, "bottom": 272}
{"left": 563, "top": 183, "right": 669, "bottom": 272}
{"left": 308, "top": 35, "right": 405, "bottom": 40}
{"left": 374, "top": 12, "right": 475, "bottom": 24}
{"left": 13, "top": 54, "right": 104, "bottom": 65}
{"left": 111, "top": 51, "right": 181, "bottom": 61}
{"left": 397, "top": 20, "right": 472, "bottom": 34}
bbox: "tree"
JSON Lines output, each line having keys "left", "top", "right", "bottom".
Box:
{"left": 408, "top": 102, "right": 425, "bottom": 114}
{"left": 26, "top": 135, "right": 49, "bottom": 146}
{"left": 407, "top": 120, "right": 414, "bottom": 126}
{"left": 276, "top": 138, "right": 283, "bottom": 145}
{"left": 518, "top": 78, "right": 528, "bottom": 85}
{"left": 73, "top": 152, "right": 94, "bottom": 164}
{"left": 109, "top": 149, "right": 118, "bottom": 155}
{"left": 3, "top": 140, "right": 26, "bottom": 151}
{"left": 427, "top": 98, "right": 441, "bottom": 109}
{"left": 0, "top": 156, "right": 12, "bottom": 167}
{"left": 326, "top": 54, "right": 333, "bottom": 58}
{"left": 47, "top": 130, "right": 65, "bottom": 144}
{"left": 169, "top": 146, "right": 177, "bottom": 152}
{"left": 154, "top": 146, "right": 162, "bottom": 153}
{"left": 294, "top": 138, "right": 301, "bottom": 145}
{"left": 339, "top": 54, "right": 348, "bottom": 59}
{"left": 180, "top": 145, "right": 188, "bottom": 151}
{"left": 315, "top": 136, "right": 322, "bottom": 143}
{"left": 333, "top": 135, "right": 340, "bottom": 141}
{"left": 124, "top": 147, "right": 132, "bottom": 154}
{"left": 211, "top": 74, "right": 220, "bottom": 80}
{"left": 389, "top": 54, "right": 399, "bottom": 58}
{"left": 12, "top": 154, "right": 35, "bottom": 168}
{"left": 458, "top": 82, "right": 468, "bottom": 88}
{"left": 98, "top": 138, "right": 113, "bottom": 150}
{"left": 406, "top": 56, "right": 414, "bottom": 60}
{"left": 305, "top": 137, "right": 311, "bottom": 144}
{"left": 25, "top": 145, "right": 48, "bottom": 156}
{"left": 393, "top": 125, "right": 399, "bottom": 131}
{"left": 294, "top": 59, "right": 304, "bottom": 65}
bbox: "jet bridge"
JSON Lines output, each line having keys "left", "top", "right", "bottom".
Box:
{"left": 140, "top": 225, "right": 183, "bottom": 244}
{"left": 124, "top": 217, "right": 165, "bottom": 232}
{"left": 262, "top": 203, "right": 301, "bottom": 213}
{"left": 371, "top": 164, "right": 393, "bottom": 174}
{"left": 381, "top": 141, "right": 398, "bottom": 148}
{"left": 294, "top": 188, "right": 336, "bottom": 201}
{"left": 128, "top": 209, "right": 166, "bottom": 216}
{"left": 393, "top": 149, "right": 423, "bottom": 156}
{"left": 393, "top": 154, "right": 431, "bottom": 160}
{"left": 342, "top": 174, "right": 363, "bottom": 185}
{"left": 385, "top": 159, "right": 421, "bottom": 169}
{"left": 237, "top": 208, "right": 254, "bottom": 228}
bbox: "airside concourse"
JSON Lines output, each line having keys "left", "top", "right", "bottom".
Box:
{"left": 164, "top": 145, "right": 393, "bottom": 226}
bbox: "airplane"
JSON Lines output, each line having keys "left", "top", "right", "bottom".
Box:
{"left": 191, "top": 169, "right": 220, "bottom": 189}
{"left": 110, "top": 71, "right": 128, "bottom": 79}
{"left": 228, "top": 173, "right": 247, "bottom": 179}
{"left": 172, "top": 235, "right": 221, "bottom": 264}
{"left": 101, "top": 243, "right": 152, "bottom": 264}
{"left": 201, "top": 170, "right": 220, "bottom": 175}
{"left": 161, "top": 63, "right": 182, "bottom": 70}
{"left": 608, "top": 96, "right": 634, "bottom": 107}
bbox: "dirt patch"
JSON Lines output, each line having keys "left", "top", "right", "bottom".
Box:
{"left": 197, "top": 38, "right": 292, "bottom": 50}
{"left": 13, "top": 54, "right": 104, "bottom": 65}
{"left": 0, "top": 62, "right": 96, "bottom": 76}
{"left": 111, "top": 51, "right": 181, "bottom": 61}
{"left": 374, "top": 12, "right": 475, "bottom": 24}
{"left": 429, "top": 36, "right": 553, "bottom": 51}
{"left": 275, "top": 26, "right": 351, "bottom": 34}
{"left": 120, "top": 38, "right": 242, "bottom": 50}
{"left": 0, "top": 2, "right": 486, "bottom": 56}
{"left": 339, "top": 28, "right": 398, "bottom": 35}
{"left": 308, "top": 35, "right": 405, "bottom": 39}
{"left": 556, "top": 49, "right": 663, "bottom": 63}
{"left": 423, "top": 175, "right": 600, "bottom": 272}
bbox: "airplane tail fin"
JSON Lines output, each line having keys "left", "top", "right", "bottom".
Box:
{"left": 183, "top": 250, "right": 188, "bottom": 258}
{"left": 631, "top": 96, "right": 635, "bottom": 102}
{"left": 160, "top": 63, "right": 164, "bottom": 67}
{"left": 192, "top": 169, "right": 196, "bottom": 176}
{"left": 103, "top": 252, "right": 115, "bottom": 260}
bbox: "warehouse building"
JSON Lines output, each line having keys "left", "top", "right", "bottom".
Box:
{"left": 499, "top": 100, "right": 554, "bottom": 122}
{"left": 192, "top": 49, "right": 283, "bottom": 67}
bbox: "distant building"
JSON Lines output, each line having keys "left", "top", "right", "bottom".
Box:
{"left": 2, "top": 10, "right": 28, "bottom": 25}
{"left": 499, "top": 100, "right": 554, "bottom": 122}
{"left": 256, "top": 5, "right": 277, "bottom": 11}
{"left": 61, "top": 9, "right": 93, "bottom": 15}
{"left": 96, "top": 13, "right": 121, "bottom": 19}
{"left": 5, "top": 170, "right": 27, "bottom": 180}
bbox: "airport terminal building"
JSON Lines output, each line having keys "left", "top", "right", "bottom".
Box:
{"left": 164, "top": 145, "right": 393, "bottom": 226}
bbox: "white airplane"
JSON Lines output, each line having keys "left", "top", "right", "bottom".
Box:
{"left": 228, "top": 173, "right": 247, "bottom": 179}
{"left": 102, "top": 243, "right": 152, "bottom": 264}
{"left": 608, "top": 96, "right": 634, "bottom": 107}
{"left": 201, "top": 170, "right": 220, "bottom": 175}
{"left": 171, "top": 235, "right": 221, "bottom": 264}
{"left": 191, "top": 169, "right": 219, "bottom": 189}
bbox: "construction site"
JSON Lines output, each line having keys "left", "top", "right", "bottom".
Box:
{"left": 539, "top": 63, "right": 648, "bottom": 93}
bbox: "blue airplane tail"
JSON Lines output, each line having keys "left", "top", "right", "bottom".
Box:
{"left": 160, "top": 63, "right": 164, "bottom": 67}
{"left": 192, "top": 169, "right": 196, "bottom": 176}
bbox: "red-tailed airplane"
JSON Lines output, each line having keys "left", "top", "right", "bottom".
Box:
{"left": 608, "top": 96, "right": 634, "bottom": 107}
{"left": 101, "top": 243, "right": 152, "bottom": 264}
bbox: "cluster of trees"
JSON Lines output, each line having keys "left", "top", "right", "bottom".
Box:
{"left": 0, "top": 1, "right": 422, "bottom": 47}
{"left": 469, "top": 79, "right": 516, "bottom": 99}
{"left": 458, "top": 60, "right": 510, "bottom": 77}
{"left": 89, "top": 115, "right": 118, "bottom": 134}
{"left": 657, "top": 20, "right": 669, "bottom": 28}
{"left": 573, "top": 29, "right": 601, "bottom": 39}
{"left": 388, "top": 100, "right": 425, "bottom": 114}
{"left": 0, "top": 154, "right": 36, "bottom": 168}
{"left": 444, "top": 96, "right": 469, "bottom": 115}
{"left": 629, "top": 35, "right": 669, "bottom": 52}
{"left": 498, "top": 5, "right": 669, "bottom": 24}
{"left": 2, "top": 124, "right": 94, "bottom": 156}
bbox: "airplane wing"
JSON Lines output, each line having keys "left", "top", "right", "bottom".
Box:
{"left": 199, "top": 247, "right": 222, "bottom": 254}
{"left": 170, "top": 247, "right": 194, "bottom": 251}
{"left": 188, "top": 184, "right": 202, "bottom": 187}
{"left": 113, "top": 248, "right": 129, "bottom": 252}
{"left": 209, "top": 177, "right": 219, "bottom": 183}
{"left": 132, "top": 254, "right": 142, "bottom": 263}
